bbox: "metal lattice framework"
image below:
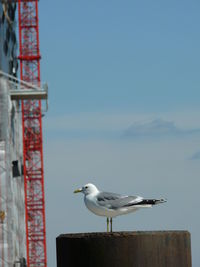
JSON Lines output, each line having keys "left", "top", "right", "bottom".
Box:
{"left": 18, "top": 1, "right": 47, "bottom": 266}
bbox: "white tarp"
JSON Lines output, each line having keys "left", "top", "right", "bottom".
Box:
{"left": 0, "top": 77, "right": 26, "bottom": 266}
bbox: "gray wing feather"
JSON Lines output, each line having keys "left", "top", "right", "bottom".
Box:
{"left": 97, "top": 192, "right": 142, "bottom": 209}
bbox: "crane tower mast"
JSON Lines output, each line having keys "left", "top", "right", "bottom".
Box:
{"left": 18, "top": 1, "right": 47, "bottom": 266}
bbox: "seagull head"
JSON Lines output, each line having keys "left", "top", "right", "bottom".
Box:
{"left": 74, "top": 183, "right": 99, "bottom": 196}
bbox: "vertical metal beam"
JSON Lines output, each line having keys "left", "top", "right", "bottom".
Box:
{"left": 18, "top": 1, "right": 47, "bottom": 266}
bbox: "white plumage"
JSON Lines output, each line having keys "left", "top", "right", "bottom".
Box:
{"left": 74, "top": 183, "right": 166, "bottom": 232}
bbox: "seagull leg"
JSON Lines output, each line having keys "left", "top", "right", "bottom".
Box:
{"left": 107, "top": 217, "right": 109, "bottom": 232}
{"left": 110, "top": 218, "right": 113, "bottom": 233}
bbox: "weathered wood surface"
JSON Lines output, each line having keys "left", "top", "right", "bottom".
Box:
{"left": 56, "top": 231, "right": 192, "bottom": 267}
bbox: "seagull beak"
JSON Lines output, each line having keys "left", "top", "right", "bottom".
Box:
{"left": 74, "top": 188, "right": 82, "bottom": 194}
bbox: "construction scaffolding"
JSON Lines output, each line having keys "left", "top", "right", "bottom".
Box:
{"left": 0, "top": 77, "right": 26, "bottom": 266}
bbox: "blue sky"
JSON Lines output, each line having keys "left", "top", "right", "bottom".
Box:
{"left": 36, "top": 1, "right": 200, "bottom": 266}
{"left": 40, "top": 0, "right": 200, "bottom": 114}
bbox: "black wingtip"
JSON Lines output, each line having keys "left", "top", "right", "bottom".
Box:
{"left": 155, "top": 198, "right": 167, "bottom": 204}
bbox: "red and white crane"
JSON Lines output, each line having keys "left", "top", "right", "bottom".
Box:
{"left": 18, "top": 1, "right": 47, "bottom": 266}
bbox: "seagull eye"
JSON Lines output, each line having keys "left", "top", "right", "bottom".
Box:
{"left": 85, "top": 186, "right": 88, "bottom": 189}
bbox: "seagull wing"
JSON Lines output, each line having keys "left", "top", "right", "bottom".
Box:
{"left": 96, "top": 192, "right": 143, "bottom": 210}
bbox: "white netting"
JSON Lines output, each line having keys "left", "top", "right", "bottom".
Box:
{"left": 0, "top": 77, "right": 26, "bottom": 266}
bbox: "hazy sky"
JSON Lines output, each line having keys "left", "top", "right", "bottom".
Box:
{"left": 37, "top": 1, "right": 200, "bottom": 266}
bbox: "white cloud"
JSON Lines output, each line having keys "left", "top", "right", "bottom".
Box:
{"left": 123, "top": 118, "right": 178, "bottom": 137}
{"left": 43, "top": 110, "right": 200, "bottom": 140}
{"left": 123, "top": 118, "right": 200, "bottom": 138}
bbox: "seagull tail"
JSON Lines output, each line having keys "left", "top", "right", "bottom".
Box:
{"left": 139, "top": 198, "right": 167, "bottom": 205}
{"left": 124, "top": 198, "right": 167, "bottom": 208}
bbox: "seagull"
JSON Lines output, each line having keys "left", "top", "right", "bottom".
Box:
{"left": 74, "top": 183, "right": 166, "bottom": 232}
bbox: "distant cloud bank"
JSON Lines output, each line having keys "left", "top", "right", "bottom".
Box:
{"left": 123, "top": 118, "right": 200, "bottom": 138}
{"left": 44, "top": 112, "right": 200, "bottom": 141}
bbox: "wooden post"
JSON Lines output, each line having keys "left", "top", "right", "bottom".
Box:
{"left": 56, "top": 231, "right": 192, "bottom": 267}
